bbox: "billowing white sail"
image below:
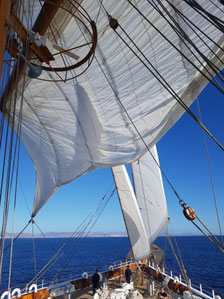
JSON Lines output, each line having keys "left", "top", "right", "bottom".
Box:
{"left": 111, "top": 165, "right": 150, "bottom": 260}
{"left": 4, "top": 1, "right": 224, "bottom": 215}
{"left": 132, "top": 146, "right": 168, "bottom": 244}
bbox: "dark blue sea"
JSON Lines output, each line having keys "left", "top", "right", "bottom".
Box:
{"left": 0, "top": 236, "right": 224, "bottom": 296}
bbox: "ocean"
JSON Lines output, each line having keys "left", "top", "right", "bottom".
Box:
{"left": 0, "top": 236, "right": 224, "bottom": 296}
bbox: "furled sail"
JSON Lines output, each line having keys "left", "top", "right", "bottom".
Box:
{"left": 111, "top": 165, "right": 150, "bottom": 260}
{"left": 3, "top": 1, "right": 224, "bottom": 215}
{"left": 131, "top": 146, "right": 168, "bottom": 245}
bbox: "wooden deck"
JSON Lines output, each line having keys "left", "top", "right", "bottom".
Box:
{"left": 63, "top": 270, "right": 174, "bottom": 299}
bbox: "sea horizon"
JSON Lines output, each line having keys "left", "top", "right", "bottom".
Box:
{"left": 3, "top": 232, "right": 223, "bottom": 238}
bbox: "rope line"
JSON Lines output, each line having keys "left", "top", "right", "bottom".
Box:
{"left": 149, "top": 0, "right": 224, "bottom": 83}
{"left": 108, "top": 14, "right": 224, "bottom": 152}
{"left": 196, "top": 99, "right": 224, "bottom": 246}
{"left": 191, "top": 220, "right": 224, "bottom": 254}
{"left": 126, "top": 0, "right": 224, "bottom": 94}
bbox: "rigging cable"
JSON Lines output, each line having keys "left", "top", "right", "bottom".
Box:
{"left": 181, "top": 204, "right": 224, "bottom": 252}
{"left": 32, "top": 222, "right": 37, "bottom": 285}
{"left": 150, "top": 0, "right": 224, "bottom": 83}
{"left": 163, "top": 0, "right": 224, "bottom": 56}
{"left": 0, "top": 0, "right": 27, "bottom": 279}
{"left": 166, "top": 221, "right": 191, "bottom": 292}
{"left": 44, "top": 188, "right": 115, "bottom": 294}
{"left": 106, "top": 13, "right": 224, "bottom": 153}
{"left": 196, "top": 98, "right": 224, "bottom": 246}
{"left": 0, "top": 0, "right": 33, "bottom": 279}
{"left": 94, "top": 4, "right": 224, "bottom": 253}
{"left": 191, "top": 219, "right": 224, "bottom": 254}
{"left": 208, "top": 0, "right": 224, "bottom": 13}
{"left": 126, "top": 0, "right": 224, "bottom": 94}
{"left": 23, "top": 187, "right": 115, "bottom": 291}
{"left": 182, "top": 0, "right": 224, "bottom": 32}
{"left": 91, "top": 11, "right": 224, "bottom": 209}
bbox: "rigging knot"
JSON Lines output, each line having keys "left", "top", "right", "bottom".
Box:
{"left": 183, "top": 206, "right": 197, "bottom": 221}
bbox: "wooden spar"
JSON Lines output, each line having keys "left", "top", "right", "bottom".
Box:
{"left": 0, "top": 0, "right": 13, "bottom": 85}
{"left": 0, "top": 0, "right": 64, "bottom": 112}
{"left": 32, "top": 0, "right": 64, "bottom": 35}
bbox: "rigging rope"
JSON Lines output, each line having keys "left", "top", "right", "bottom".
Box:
{"left": 107, "top": 14, "right": 224, "bottom": 152}
{"left": 23, "top": 187, "right": 115, "bottom": 292}
{"left": 166, "top": 221, "right": 192, "bottom": 293}
{"left": 182, "top": 0, "right": 224, "bottom": 32}
{"left": 191, "top": 219, "right": 224, "bottom": 254}
{"left": 150, "top": 0, "right": 224, "bottom": 83}
{"left": 32, "top": 222, "right": 37, "bottom": 285}
{"left": 127, "top": 0, "right": 224, "bottom": 94}
{"left": 196, "top": 98, "right": 224, "bottom": 246}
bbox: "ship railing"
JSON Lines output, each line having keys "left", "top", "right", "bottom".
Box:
{"left": 148, "top": 260, "right": 222, "bottom": 299}
{"left": 2, "top": 259, "right": 222, "bottom": 299}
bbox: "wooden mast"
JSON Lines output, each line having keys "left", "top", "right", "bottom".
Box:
{"left": 0, "top": 0, "right": 64, "bottom": 111}
{"left": 0, "top": 0, "right": 14, "bottom": 85}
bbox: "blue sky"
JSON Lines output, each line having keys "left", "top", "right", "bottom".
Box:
{"left": 5, "top": 79, "right": 224, "bottom": 237}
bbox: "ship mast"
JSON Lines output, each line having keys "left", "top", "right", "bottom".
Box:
{"left": 0, "top": 0, "right": 64, "bottom": 111}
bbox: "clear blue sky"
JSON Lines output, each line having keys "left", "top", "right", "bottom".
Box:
{"left": 5, "top": 79, "right": 224, "bottom": 237}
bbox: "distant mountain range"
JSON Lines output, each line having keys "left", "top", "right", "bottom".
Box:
{"left": 4, "top": 232, "right": 204, "bottom": 239}
{"left": 5, "top": 231, "right": 128, "bottom": 238}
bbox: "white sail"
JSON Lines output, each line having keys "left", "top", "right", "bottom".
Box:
{"left": 132, "top": 146, "right": 168, "bottom": 245}
{"left": 111, "top": 165, "right": 150, "bottom": 260}
{"left": 4, "top": 1, "right": 224, "bottom": 215}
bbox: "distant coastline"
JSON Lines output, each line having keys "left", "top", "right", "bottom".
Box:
{"left": 3, "top": 232, "right": 208, "bottom": 238}
{"left": 4, "top": 232, "right": 128, "bottom": 238}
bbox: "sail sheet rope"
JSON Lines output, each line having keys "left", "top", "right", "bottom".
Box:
{"left": 148, "top": 0, "right": 224, "bottom": 85}
{"left": 191, "top": 217, "right": 224, "bottom": 254}
{"left": 92, "top": 12, "right": 223, "bottom": 239}
{"left": 20, "top": 187, "right": 115, "bottom": 293}
{"left": 106, "top": 11, "right": 224, "bottom": 153}
{"left": 196, "top": 98, "right": 224, "bottom": 245}
{"left": 126, "top": 0, "right": 224, "bottom": 93}
{"left": 0, "top": 0, "right": 35, "bottom": 283}
{"left": 166, "top": 221, "right": 192, "bottom": 293}
{"left": 182, "top": 0, "right": 224, "bottom": 32}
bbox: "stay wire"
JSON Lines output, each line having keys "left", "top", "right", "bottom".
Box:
{"left": 109, "top": 9, "right": 224, "bottom": 152}
{"left": 25, "top": 212, "right": 93, "bottom": 288}
{"left": 94, "top": 41, "right": 188, "bottom": 211}
{"left": 126, "top": 0, "right": 224, "bottom": 95}
{"left": 40, "top": 189, "right": 115, "bottom": 298}
{"left": 166, "top": 222, "right": 191, "bottom": 288}
{"left": 163, "top": 0, "right": 224, "bottom": 56}
{"left": 207, "top": 0, "right": 224, "bottom": 13}
{"left": 195, "top": 216, "right": 224, "bottom": 249}
{"left": 0, "top": 13, "right": 25, "bottom": 282}
{"left": 7, "top": 100, "right": 23, "bottom": 291}
{"left": 25, "top": 187, "right": 115, "bottom": 289}
{"left": 96, "top": 13, "right": 224, "bottom": 251}
{"left": 96, "top": 0, "right": 104, "bottom": 23}
{"left": 182, "top": 0, "right": 224, "bottom": 32}
{"left": 32, "top": 223, "right": 37, "bottom": 285}
{"left": 1, "top": 220, "right": 31, "bottom": 253}
{"left": 196, "top": 99, "right": 224, "bottom": 246}
{"left": 150, "top": 0, "right": 224, "bottom": 81}
{"left": 191, "top": 220, "right": 224, "bottom": 254}
{"left": 34, "top": 222, "right": 57, "bottom": 253}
